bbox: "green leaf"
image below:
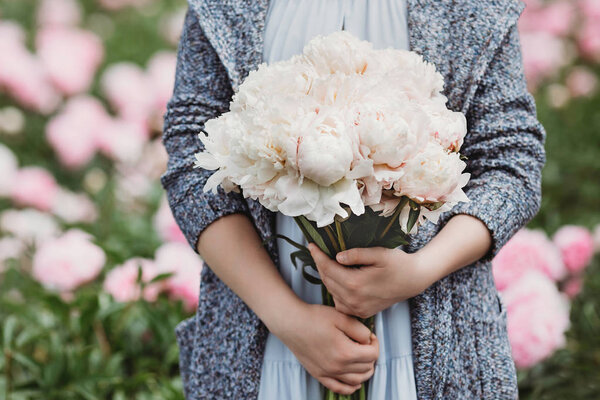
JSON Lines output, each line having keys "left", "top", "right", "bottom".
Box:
{"left": 271, "top": 233, "right": 307, "bottom": 251}
{"left": 149, "top": 272, "right": 175, "bottom": 284}
{"left": 3, "top": 315, "right": 17, "bottom": 349}
{"left": 374, "top": 233, "right": 410, "bottom": 249}
{"left": 294, "top": 216, "right": 331, "bottom": 257}
{"left": 12, "top": 351, "right": 41, "bottom": 375}
{"left": 136, "top": 263, "right": 143, "bottom": 285}
{"left": 290, "top": 250, "right": 315, "bottom": 270}
{"left": 406, "top": 201, "right": 421, "bottom": 233}
{"left": 302, "top": 265, "right": 323, "bottom": 285}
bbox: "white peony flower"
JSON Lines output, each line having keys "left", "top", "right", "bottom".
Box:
{"left": 424, "top": 102, "right": 468, "bottom": 151}
{"left": 193, "top": 30, "right": 470, "bottom": 230}
{"left": 393, "top": 142, "right": 470, "bottom": 204}
{"left": 302, "top": 30, "right": 373, "bottom": 76}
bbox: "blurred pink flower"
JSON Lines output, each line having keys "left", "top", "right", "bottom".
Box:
{"left": 51, "top": 189, "right": 98, "bottom": 223}
{"left": 37, "top": 0, "right": 82, "bottom": 27}
{"left": 492, "top": 228, "right": 567, "bottom": 290}
{"left": 563, "top": 276, "right": 583, "bottom": 299}
{"left": 46, "top": 95, "right": 110, "bottom": 168}
{"left": 0, "top": 21, "right": 61, "bottom": 114}
{"left": 0, "top": 143, "right": 18, "bottom": 196}
{"left": 96, "top": 117, "right": 147, "bottom": 163}
{"left": 520, "top": 32, "right": 567, "bottom": 90}
{"left": 566, "top": 66, "right": 598, "bottom": 97}
{"left": 100, "top": 62, "right": 154, "bottom": 124}
{"left": 101, "top": 53, "right": 175, "bottom": 132}
{"left": 0, "top": 237, "right": 25, "bottom": 273}
{"left": 0, "top": 208, "right": 60, "bottom": 244}
{"left": 502, "top": 270, "right": 570, "bottom": 369}
{"left": 155, "top": 242, "right": 203, "bottom": 311}
{"left": 553, "top": 225, "right": 594, "bottom": 273}
{"left": 103, "top": 258, "right": 162, "bottom": 303}
{"left": 32, "top": 229, "right": 106, "bottom": 292}
{"left": 580, "top": 0, "right": 600, "bottom": 19}
{"left": 36, "top": 26, "right": 104, "bottom": 96}
{"left": 519, "top": 1, "right": 574, "bottom": 36}
{"left": 138, "top": 139, "right": 168, "bottom": 179}
{"left": 114, "top": 166, "right": 153, "bottom": 209}
{"left": 160, "top": 8, "right": 186, "bottom": 45}
{"left": 10, "top": 166, "right": 59, "bottom": 211}
{"left": 154, "top": 196, "right": 186, "bottom": 244}
{"left": 99, "top": 0, "right": 153, "bottom": 10}
{"left": 578, "top": 19, "right": 600, "bottom": 61}
{"left": 146, "top": 51, "right": 176, "bottom": 117}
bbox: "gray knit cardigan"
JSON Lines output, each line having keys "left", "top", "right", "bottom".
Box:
{"left": 160, "top": 0, "right": 546, "bottom": 398}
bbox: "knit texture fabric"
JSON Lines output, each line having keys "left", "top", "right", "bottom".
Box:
{"left": 161, "top": 0, "right": 545, "bottom": 398}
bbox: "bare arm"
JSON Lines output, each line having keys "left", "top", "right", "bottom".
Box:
{"left": 415, "top": 214, "right": 492, "bottom": 283}
{"left": 196, "top": 213, "right": 302, "bottom": 335}
{"left": 196, "top": 213, "right": 379, "bottom": 395}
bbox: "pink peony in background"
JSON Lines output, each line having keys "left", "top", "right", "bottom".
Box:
{"left": 36, "top": 0, "right": 82, "bottom": 27}
{"left": 51, "top": 189, "right": 98, "bottom": 224}
{"left": 553, "top": 225, "right": 595, "bottom": 273}
{"left": 565, "top": 66, "right": 598, "bottom": 98}
{"left": 10, "top": 166, "right": 59, "bottom": 211}
{"left": 103, "top": 258, "right": 163, "bottom": 303}
{"left": 0, "top": 143, "right": 18, "bottom": 196}
{"left": 563, "top": 276, "right": 584, "bottom": 299}
{"left": 36, "top": 26, "right": 104, "bottom": 96}
{"left": 155, "top": 242, "right": 203, "bottom": 311}
{"left": 45, "top": 95, "right": 110, "bottom": 168}
{"left": 0, "top": 21, "right": 61, "bottom": 114}
{"left": 492, "top": 228, "right": 567, "bottom": 290}
{"left": 0, "top": 237, "right": 24, "bottom": 273}
{"left": 32, "top": 229, "right": 106, "bottom": 292}
{"left": 578, "top": 0, "right": 600, "bottom": 61}
{"left": 0, "top": 208, "right": 59, "bottom": 244}
{"left": 154, "top": 196, "right": 187, "bottom": 244}
{"left": 501, "top": 270, "right": 571, "bottom": 369}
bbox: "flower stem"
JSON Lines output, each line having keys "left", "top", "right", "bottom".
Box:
{"left": 324, "top": 225, "right": 340, "bottom": 254}
{"left": 377, "top": 199, "right": 405, "bottom": 241}
{"left": 334, "top": 219, "right": 346, "bottom": 251}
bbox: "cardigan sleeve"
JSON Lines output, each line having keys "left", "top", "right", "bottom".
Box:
{"left": 160, "top": 7, "right": 250, "bottom": 253}
{"left": 437, "top": 22, "right": 547, "bottom": 264}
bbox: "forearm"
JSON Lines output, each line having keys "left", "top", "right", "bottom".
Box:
{"left": 415, "top": 214, "right": 492, "bottom": 283}
{"left": 197, "top": 213, "right": 305, "bottom": 335}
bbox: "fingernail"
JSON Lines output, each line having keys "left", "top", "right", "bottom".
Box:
{"left": 336, "top": 252, "right": 346, "bottom": 263}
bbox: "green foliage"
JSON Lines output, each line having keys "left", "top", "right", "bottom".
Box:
{"left": 518, "top": 256, "right": 600, "bottom": 399}
{"left": 0, "top": 0, "right": 189, "bottom": 398}
{"left": 515, "top": 81, "right": 600, "bottom": 399}
{"left": 0, "top": 263, "right": 188, "bottom": 399}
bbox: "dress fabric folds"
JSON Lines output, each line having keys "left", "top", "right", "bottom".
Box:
{"left": 258, "top": 1, "right": 417, "bottom": 399}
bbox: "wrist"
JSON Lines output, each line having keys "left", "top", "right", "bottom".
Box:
{"left": 413, "top": 247, "right": 447, "bottom": 289}
{"left": 261, "top": 291, "right": 307, "bottom": 338}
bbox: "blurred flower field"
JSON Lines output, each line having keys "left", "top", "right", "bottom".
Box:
{"left": 0, "top": 0, "right": 599, "bottom": 399}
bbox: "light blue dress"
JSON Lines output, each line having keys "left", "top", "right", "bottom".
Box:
{"left": 258, "top": 1, "right": 417, "bottom": 399}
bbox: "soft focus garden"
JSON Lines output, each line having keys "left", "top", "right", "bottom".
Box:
{"left": 0, "top": 0, "right": 598, "bottom": 399}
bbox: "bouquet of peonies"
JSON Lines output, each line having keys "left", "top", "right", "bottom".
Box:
{"left": 194, "top": 31, "right": 470, "bottom": 399}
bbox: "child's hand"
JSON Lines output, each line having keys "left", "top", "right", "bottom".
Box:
{"left": 308, "top": 243, "right": 436, "bottom": 319}
{"left": 275, "top": 303, "right": 379, "bottom": 395}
